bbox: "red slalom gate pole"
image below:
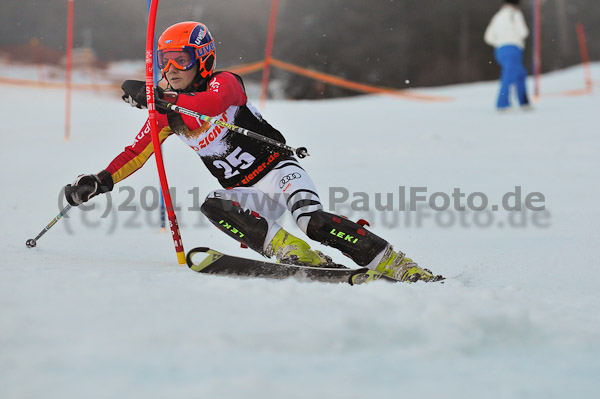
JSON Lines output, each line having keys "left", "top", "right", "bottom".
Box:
{"left": 64, "top": 0, "right": 74, "bottom": 141}
{"left": 146, "top": 0, "right": 186, "bottom": 264}
{"left": 575, "top": 22, "right": 593, "bottom": 92}
{"left": 260, "top": 0, "right": 279, "bottom": 109}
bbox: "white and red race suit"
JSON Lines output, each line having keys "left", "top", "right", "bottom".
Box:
{"left": 106, "top": 71, "right": 293, "bottom": 189}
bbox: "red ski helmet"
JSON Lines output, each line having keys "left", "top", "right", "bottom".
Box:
{"left": 157, "top": 22, "right": 216, "bottom": 79}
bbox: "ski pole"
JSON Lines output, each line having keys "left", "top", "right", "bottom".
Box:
{"left": 26, "top": 204, "right": 72, "bottom": 248}
{"left": 162, "top": 101, "right": 309, "bottom": 158}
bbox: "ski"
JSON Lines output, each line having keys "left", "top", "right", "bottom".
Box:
{"left": 185, "top": 247, "right": 401, "bottom": 285}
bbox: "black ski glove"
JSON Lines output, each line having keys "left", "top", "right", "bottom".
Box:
{"left": 121, "top": 80, "right": 177, "bottom": 114}
{"left": 64, "top": 170, "right": 114, "bottom": 206}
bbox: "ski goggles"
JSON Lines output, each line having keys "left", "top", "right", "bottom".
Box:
{"left": 157, "top": 47, "right": 198, "bottom": 72}
{"left": 157, "top": 43, "right": 215, "bottom": 74}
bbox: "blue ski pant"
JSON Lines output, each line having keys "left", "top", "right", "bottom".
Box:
{"left": 494, "top": 45, "right": 529, "bottom": 108}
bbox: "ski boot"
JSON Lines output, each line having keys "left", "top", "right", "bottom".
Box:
{"left": 375, "top": 246, "right": 443, "bottom": 283}
{"left": 265, "top": 229, "right": 337, "bottom": 267}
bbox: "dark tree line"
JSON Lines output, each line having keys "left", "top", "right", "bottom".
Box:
{"left": 1, "top": 0, "right": 598, "bottom": 98}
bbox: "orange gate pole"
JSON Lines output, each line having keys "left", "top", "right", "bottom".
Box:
{"left": 575, "top": 22, "right": 593, "bottom": 92}
{"left": 260, "top": 0, "right": 279, "bottom": 109}
{"left": 65, "top": 0, "right": 74, "bottom": 141}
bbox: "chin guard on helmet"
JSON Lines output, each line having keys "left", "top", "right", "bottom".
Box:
{"left": 198, "top": 53, "right": 215, "bottom": 78}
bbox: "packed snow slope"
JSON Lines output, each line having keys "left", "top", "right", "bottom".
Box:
{"left": 1, "top": 63, "right": 600, "bottom": 399}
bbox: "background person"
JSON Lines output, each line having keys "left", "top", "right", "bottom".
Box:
{"left": 484, "top": 0, "right": 531, "bottom": 110}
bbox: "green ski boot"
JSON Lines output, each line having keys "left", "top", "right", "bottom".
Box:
{"left": 265, "top": 228, "right": 334, "bottom": 267}
{"left": 375, "top": 246, "right": 441, "bottom": 283}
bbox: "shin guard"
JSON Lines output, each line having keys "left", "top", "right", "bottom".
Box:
{"left": 306, "top": 210, "right": 388, "bottom": 266}
{"left": 201, "top": 198, "right": 269, "bottom": 254}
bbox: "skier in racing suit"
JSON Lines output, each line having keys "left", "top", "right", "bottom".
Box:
{"left": 64, "top": 21, "right": 438, "bottom": 282}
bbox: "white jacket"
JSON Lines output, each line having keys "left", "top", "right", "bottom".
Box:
{"left": 484, "top": 5, "right": 529, "bottom": 49}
